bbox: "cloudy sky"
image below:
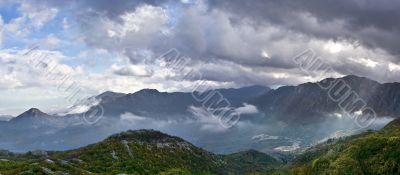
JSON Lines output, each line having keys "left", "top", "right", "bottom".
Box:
{"left": 0, "top": 0, "right": 400, "bottom": 115}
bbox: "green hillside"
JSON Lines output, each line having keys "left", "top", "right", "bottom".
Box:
{"left": 0, "top": 130, "right": 280, "bottom": 175}
{"left": 2, "top": 118, "right": 400, "bottom": 175}
{"left": 222, "top": 149, "right": 281, "bottom": 174}
{"left": 284, "top": 118, "right": 400, "bottom": 175}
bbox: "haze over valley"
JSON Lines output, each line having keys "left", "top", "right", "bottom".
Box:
{"left": 1, "top": 0, "right": 400, "bottom": 174}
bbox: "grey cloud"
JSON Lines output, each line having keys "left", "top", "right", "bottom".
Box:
{"left": 29, "top": 0, "right": 170, "bottom": 18}
{"left": 209, "top": 0, "right": 400, "bottom": 56}
{"left": 111, "top": 65, "right": 153, "bottom": 77}
{"left": 20, "top": 0, "right": 400, "bottom": 86}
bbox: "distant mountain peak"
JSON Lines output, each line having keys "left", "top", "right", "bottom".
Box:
{"left": 317, "top": 75, "right": 373, "bottom": 84}
{"left": 312, "top": 75, "right": 381, "bottom": 90}
{"left": 341, "top": 74, "right": 376, "bottom": 82}
{"left": 11, "top": 108, "right": 51, "bottom": 122}
{"left": 24, "top": 108, "right": 47, "bottom": 115}
{"left": 244, "top": 85, "right": 270, "bottom": 89}
{"left": 134, "top": 89, "right": 160, "bottom": 94}
{"left": 342, "top": 74, "right": 364, "bottom": 79}
{"left": 97, "top": 91, "right": 125, "bottom": 98}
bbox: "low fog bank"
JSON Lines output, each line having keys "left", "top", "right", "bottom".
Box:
{"left": 0, "top": 111, "right": 395, "bottom": 154}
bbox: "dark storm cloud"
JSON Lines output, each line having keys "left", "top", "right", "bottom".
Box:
{"left": 209, "top": 0, "right": 400, "bottom": 56}
{"left": 29, "top": 0, "right": 169, "bottom": 18}
{"left": 18, "top": 0, "right": 400, "bottom": 86}
{"left": 31, "top": 0, "right": 400, "bottom": 57}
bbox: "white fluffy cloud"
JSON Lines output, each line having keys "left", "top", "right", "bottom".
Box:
{"left": 1, "top": 0, "right": 400, "bottom": 114}
{"left": 20, "top": 1, "right": 58, "bottom": 29}
{"left": 66, "top": 0, "right": 400, "bottom": 87}
{"left": 234, "top": 103, "right": 259, "bottom": 115}
{"left": 80, "top": 4, "right": 170, "bottom": 61}
{"left": 0, "top": 48, "right": 80, "bottom": 88}
{"left": 111, "top": 64, "right": 153, "bottom": 77}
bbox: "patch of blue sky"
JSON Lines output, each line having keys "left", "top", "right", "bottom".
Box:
{"left": 2, "top": 34, "right": 27, "bottom": 50}
{"left": 31, "top": 16, "right": 65, "bottom": 38}
{"left": 0, "top": 2, "right": 20, "bottom": 23}
{"left": 0, "top": 4, "right": 62, "bottom": 49}
{"left": 0, "top": 3, "right": 118, "bottom": 75}
{"left": 40, "top": 15, "right": 85, "bottom": 56}
{"left": 162, "top": 2, "right": 182, "bottom": 29}
{"left": 59, "top": 45, "right": 118, "bottom": 74}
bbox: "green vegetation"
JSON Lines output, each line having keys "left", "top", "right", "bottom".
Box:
{"left": 222, "top": 149, "right": 281, "bottom": 174}
{"left": 0, "top": 130, "right": 280, "bottom": 175}
{"left": 3, "top": 118, "right": 400, "bottom": 175}
{"left": 285, "top": 118, "right": 400, "bottom": 175}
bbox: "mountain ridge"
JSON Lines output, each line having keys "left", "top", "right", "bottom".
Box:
{"left": 250, "top": 75, "right": 400, "bottom": 124}
{"left": 0, "top": 129, "right": 281, "bottom": 174}
{"left": 0, "top": 75, "right": 398, "bottom": 154}
{"left": 83, "top": 85, "right": 270, "bottom": 119}
{"left": 10, "top": 108, "right": 53, "bottom": 123}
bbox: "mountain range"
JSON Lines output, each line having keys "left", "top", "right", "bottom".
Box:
{"left": 82, "top": 85, "right": 270, "bottom": 120}
{"left": 0, "top": 75, "right": 398, "bottom": 154}
{"left": 251, "top": 75, "right": 400, "bottom": 124}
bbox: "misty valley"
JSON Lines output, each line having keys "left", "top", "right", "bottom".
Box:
{"left": 0, "top": 76, "right": 399, "bottom": 174}
{"left": 1, "top": 0, "right": 400, "bottom": 174}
